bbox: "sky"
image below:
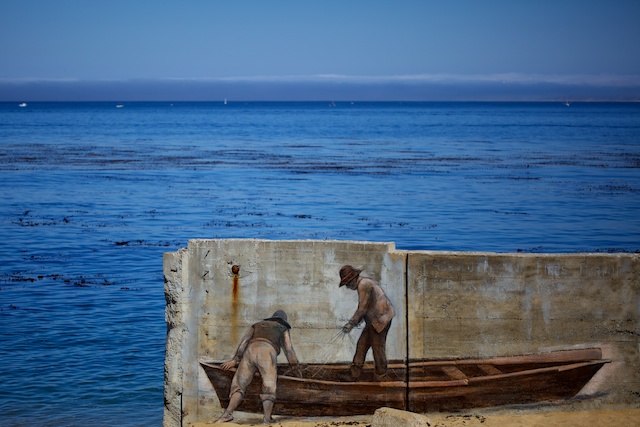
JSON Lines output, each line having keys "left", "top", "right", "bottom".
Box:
{"left": 1, "top": 0, "right": 640, "bottom": 101}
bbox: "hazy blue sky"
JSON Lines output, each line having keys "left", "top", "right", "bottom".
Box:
{"left": 2, "top": 0, "right": 639, "bottom": 101}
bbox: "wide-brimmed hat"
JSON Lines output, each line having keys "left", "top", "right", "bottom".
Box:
{"left": 339, "top": 265, "right": 362, "bottom": 287}
{"left": 264, "top": 309, "right": 291, "bottom": 328}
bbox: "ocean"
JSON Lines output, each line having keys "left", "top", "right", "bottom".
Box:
{"left": 1, "top": 101, "right": 639, "bottom": 426}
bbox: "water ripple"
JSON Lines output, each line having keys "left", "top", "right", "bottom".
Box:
{"left": 1, "top": 102, "right": 639, "bottom": 426}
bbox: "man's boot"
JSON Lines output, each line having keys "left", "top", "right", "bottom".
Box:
{"left": 374, "top": 371, "right": 389, "bottom": 382}
{"left": 337, "top": 365, "right": 361, "bottom": 381}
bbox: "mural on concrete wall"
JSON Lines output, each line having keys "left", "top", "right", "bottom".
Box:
{"left": 336, "top": 265, "right": 396, "bottom": 383}
{"left": 199, "top": 262, "right": 611, "bottom": 417}
{"left": 213, "top": 309, "right": 299, "bottom": 424}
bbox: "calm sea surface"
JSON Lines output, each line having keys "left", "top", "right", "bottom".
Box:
{"left": 1, "top": 102, "right": 639, "bottom": 426}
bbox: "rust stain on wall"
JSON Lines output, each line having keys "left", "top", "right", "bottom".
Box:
{"left": 230, "top": 265, "right": 240, "bottom": 344}
{"left": 231, "top": 264, "right": 240, "bottom": 301}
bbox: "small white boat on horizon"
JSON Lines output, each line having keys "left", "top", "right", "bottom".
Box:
{"left": 19, "top": 102, "right": 27, "bottom": 107}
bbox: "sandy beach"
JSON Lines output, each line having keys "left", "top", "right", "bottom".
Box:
{"left": 194, "top": 408, "right": 640, "bottom": 427}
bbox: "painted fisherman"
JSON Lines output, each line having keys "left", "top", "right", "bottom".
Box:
{"left": 215, "top": 310, "right": 299, "bottom": 424}
{"left": 339, "top": 265, "right": 395, "bottom": 381}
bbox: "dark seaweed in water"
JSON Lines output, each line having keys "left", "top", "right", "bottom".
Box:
{"left": 1, "top": 101, "right": 639, "bottom": 426}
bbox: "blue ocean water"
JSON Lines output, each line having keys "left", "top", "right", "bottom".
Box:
{"left": 1, "top": 101, "right": 639, "bottom": 426}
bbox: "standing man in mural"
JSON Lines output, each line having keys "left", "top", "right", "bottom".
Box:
{"left": 215, "top": 310, "right": 299, "bottom": 424}
{"left": 338, "top": 265, "right": 395, "bottom": 381}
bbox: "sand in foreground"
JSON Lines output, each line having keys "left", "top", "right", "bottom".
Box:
{"left": 192, "top": 408, "right": 640, "bottom": 427}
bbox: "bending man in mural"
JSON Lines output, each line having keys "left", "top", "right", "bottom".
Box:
{"left": 215, "top": 310, "right": 299, "bottom": 424}
{"left": 339, "top": 265, "right": 395, "bottom": 381}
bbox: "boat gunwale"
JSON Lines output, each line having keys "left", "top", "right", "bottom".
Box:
{"left": 200, "top": 347, "right": 605, "bottom": 373}
{"left": 406, "top": 348, "right": 604, "bottom": 368}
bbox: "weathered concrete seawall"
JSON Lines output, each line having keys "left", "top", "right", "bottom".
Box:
{"left": 164, "top": 239, "right": 639, "bottom": 426}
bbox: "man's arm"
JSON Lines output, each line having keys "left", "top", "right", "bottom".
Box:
{"left": 282, "top": 329, "right": 299, "bottom": 365}
{"left": 220, "top": 327, "right": 253, "bottom": 370}
{"left": 349, "top": 279, "right": 372, "bottom": 326}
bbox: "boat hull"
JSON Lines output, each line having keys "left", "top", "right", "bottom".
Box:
{"left": 200, "top": 348, "right": 609, "bottom": 416}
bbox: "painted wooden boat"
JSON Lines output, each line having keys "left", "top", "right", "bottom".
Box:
{"left": 200, "top": 348, "right": 609, "bottom": 416}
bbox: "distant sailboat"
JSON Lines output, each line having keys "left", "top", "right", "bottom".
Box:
{"left": 19, "top": 102, "right": 27, "bottom": 107}
{"left": 116, "top": 104, "right": 124, "bottom": 108}
{"left": 563, "top": 99, "right": 571, "bottom": 107}
{"left": 224, "top": 98, "right": 228, "bottom": 105}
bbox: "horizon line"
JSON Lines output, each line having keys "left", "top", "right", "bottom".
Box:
{"left": 4, "top": 99, "right": 640, "bottom": 103}
{"left": 3, "top": 72, "right": 640, "bottom": 86}
{"left": 3, "top": 75, "right": 640, "bottom": 102}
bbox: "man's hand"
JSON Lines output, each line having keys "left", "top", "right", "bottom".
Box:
{"left": 342, "top": 322, "right": 354, "bottom": 333}
{"left": 220, "top": 359, "right": 237, "bottom": 371}
{"left": 283, "top": 365, "right": 303, "bottom": 378}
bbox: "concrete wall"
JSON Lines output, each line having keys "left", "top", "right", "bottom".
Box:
{"left": 407, "top": 251, "right": 639, "bottom": 402}
{"left": 164, "top": 239, "right": 639, "bottom": 426}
